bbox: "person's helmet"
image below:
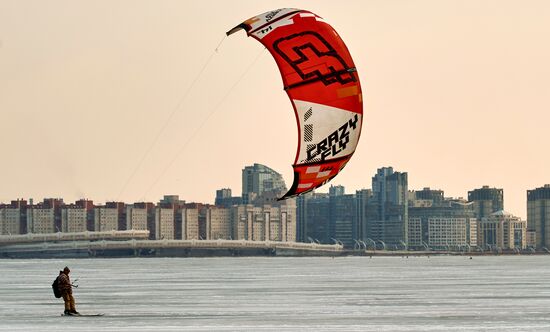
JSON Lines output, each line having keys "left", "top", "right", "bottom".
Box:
{"left": 63, "top": 266, "right": 70, "bottom": 273}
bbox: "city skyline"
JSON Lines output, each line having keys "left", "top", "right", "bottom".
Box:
{"left": 1, "top": 162, "right": 545, "bottom": 221}
{"left": 2, "top": 1, "right": 550, "bottom": 219}
{"left": 3, "top": 163, "right": 547, "bottom": 253}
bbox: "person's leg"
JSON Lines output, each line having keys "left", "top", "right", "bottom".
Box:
{"left": 69, "top": 294, "right": 78, "bottom": 313}
{"left": 62, "top": 293, "right": 70, "bottom": 314}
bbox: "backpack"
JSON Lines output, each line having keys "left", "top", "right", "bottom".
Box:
{"left": 52, "top": 276, "right": 61, "bottom": 298}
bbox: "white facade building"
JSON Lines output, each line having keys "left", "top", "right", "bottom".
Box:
{"left": 479, "top": 210, "right": 526, "bottom": 249}
{"left": 62, "top": 208, "right": 88, "bottom": 233}
{"left": 408, "top": 217, "right": 423, "bottom": 247}
{"left": 0, "top": 207, "right": 22, "bottom": 235}
{"left": 206, "top": 207, "right": 232, "bottom": 240}
{"left": 181, "top": 208, "right": 200, "bottom": 240}
{"left": 428, "top": 218, "right": 473, "bottom": 249}
{"left": 126, "top": 206, "right": 148, "bottom": 231}
{"left": 155, "top": 208, "right": 174, "bottom": 240}
{"left": 232, "top": 203, "right": 296, "bottom": 242}
{"left": 28, "top": 208, "right": 56, "bottom": 233}
{"left": 409, "top": 217, "right": 477, "bottom": 250}
{"left": 94, "top": 207, "right": 119, "bottom": 232}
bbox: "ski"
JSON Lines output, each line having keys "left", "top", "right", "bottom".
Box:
{"left": 61, "top": 313, "right": 104, "bottom": 317}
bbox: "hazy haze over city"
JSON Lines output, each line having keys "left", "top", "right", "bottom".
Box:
{"left": 1, "top": 0, "right": 549, "bottom": 219}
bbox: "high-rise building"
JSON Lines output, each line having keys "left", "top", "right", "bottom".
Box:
{"left": 29, "top": 207, "right": 55, "bottom": 233}
{"left": 527, "top": 184, "right": 550, "bottom": 249}
{"left": 468, "top": 186, "right": 504, "bottom": 219}
{"left": 155, "top": 207, "right": 175, "bottom": 240}
{"left": 62, "top": 200, "right": 94, "bottom": 233}
{"left": 329, "top": 185, "right": 345, "bottom": 197}
{"left": 410, "top": 187, "right": 444, "bottom": 205}
{"left": 297, "top": 187, "right": 369, "bottom": 248}
{"left": 206, "top": 206, "right": 232, "bottom": 240}
{"left": 62, "top": 207, "right": 88, "bottom": 233}
{"left": 242, "top": 163, "right": 287, "bottom": 204}
{"left": 126, "top": 202, "right": 154, "bottom": 232}
{"left": 216, "top": 188, "right": 232, "bottom": 201}
{"left": 408, "top": 194, "right": 477, "bottom": 250}
{"left": 153, "top": 197, "right": 180, "bottom": 240}
{"left": 237, "top": 163, "right": 296, "bottom": 241}
{"left": 296, "top": 194, "right": 308, "bottom": 243}
{"left": 215, "top": 188, "right": 242, "bottom": 208}
{"left": 296, "top": 192, "right": 330, "bottom": 243}
{"left": 423, "top": 217, "right": 477, "bottom": 250}
{"left": 355, "top": 189, "right": 372, "bottom": 242}
{"left": 329, "top": 191, "right": 357, "bottom": 247}
{"left": 27, "top": 198, "right": 63, "bottom": 233}
{"left": 366, "top": 167, "right": 408, "bottom": 247}
{"left": 157, "top": 196, "right": 186, "bottom": 239}
{"left": 479, "top": 210, "right": 526, "bottom": 250}
{"left": 159, "top": 195, "right": 185, "bottom": 206}
{"left": 231, "top": 201, "right": 296, "bottom": 242}
{"left": 94, "top": 202, "right": 124, "bottom": 232}
{"left": 0, "top": 200, "right": 27, "bottom": 235}
{"left": 181, "top": 206, "right": 200, "bottom": 240}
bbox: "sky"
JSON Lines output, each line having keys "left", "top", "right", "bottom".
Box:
{"left": 1, "top": 0, "right": 549, "bottom": 218}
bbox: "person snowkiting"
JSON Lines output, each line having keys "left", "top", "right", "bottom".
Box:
{"left": 58, "top": 266, "right": 79, "bottom": 315}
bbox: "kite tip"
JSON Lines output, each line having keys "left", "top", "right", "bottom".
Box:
{"left": 226, "top": 23, "right": 248, "bottom": 37}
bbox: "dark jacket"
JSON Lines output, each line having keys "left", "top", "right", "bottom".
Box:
{"left": 58, "top": 271, "right": 72, "bottom": 294}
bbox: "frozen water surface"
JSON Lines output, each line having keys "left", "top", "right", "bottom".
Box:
{"left": 1, "top": 256, "right": 550, "bottom": 331}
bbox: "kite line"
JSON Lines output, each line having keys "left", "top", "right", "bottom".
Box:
{"left": 139, "top": 47, "right": 267, "bottom": 200}
{"left": 116, "top": 35, "right": 226, "bottom": 200}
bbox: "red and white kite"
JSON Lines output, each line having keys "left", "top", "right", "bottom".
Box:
{"left": 227, "top": 8, "right": 363, "bottom": 200}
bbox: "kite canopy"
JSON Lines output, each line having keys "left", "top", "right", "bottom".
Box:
{"left": 227, "top": 8, "right": 363, "bottom": 200}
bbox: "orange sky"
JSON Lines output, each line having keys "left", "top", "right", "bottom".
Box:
{"left": 1, "top": 0, "right": 549, "bottom": 218}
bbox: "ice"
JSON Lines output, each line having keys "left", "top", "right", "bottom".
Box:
{"left": 1, "top": 256, "right": 550, "bottom": 331}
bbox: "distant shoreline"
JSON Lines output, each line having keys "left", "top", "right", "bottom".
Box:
{"left": 1, "top": 240, "right": 547, "bottom": 259}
